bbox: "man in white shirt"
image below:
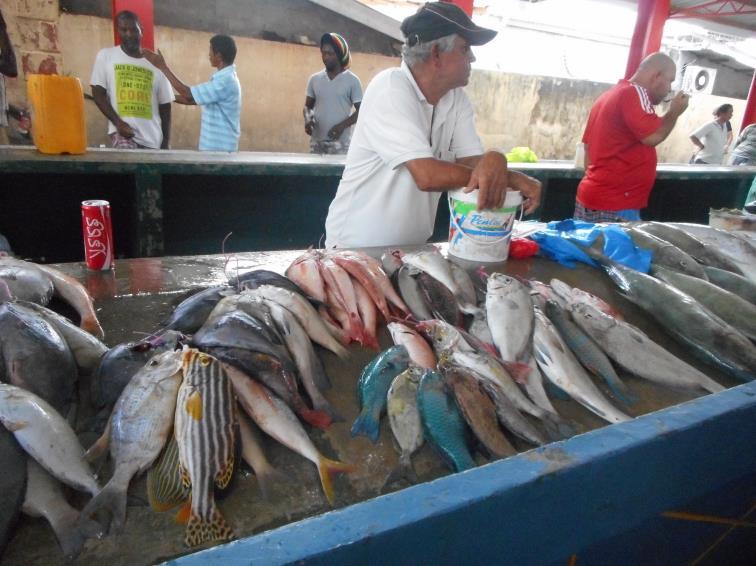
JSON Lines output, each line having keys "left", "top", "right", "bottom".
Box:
{"left": 325, "top": 2, "right": 541, "bottom": 249}
{"left": 689, "top": 104, "right": 733, "bottom": 165}
{"left": 90, "top": 10, "right": 173, "bottom": 149}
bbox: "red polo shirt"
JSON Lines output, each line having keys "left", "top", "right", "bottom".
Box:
{"left": 577, "top": 80, "right": 663, "bottom": 211}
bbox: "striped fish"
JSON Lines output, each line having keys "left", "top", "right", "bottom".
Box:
{"left": 146, "top": 435, "right": 189, "bottom": 514}
{"left": 174, "top": 347, "right": 236, "bottom": 547}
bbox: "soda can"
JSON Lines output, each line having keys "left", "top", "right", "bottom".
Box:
{"left": 81, "top": 200, "right": 114, "bottom": 270}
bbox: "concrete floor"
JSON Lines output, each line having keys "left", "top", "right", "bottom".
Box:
{"left": 0, "top": 246, "right": 740, "bottom": 565}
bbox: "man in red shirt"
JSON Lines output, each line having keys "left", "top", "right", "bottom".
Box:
{"left": 575, "top": 53, "right": 689, "bottom": 222}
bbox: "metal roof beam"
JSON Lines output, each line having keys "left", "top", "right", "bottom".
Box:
{"left": 670, "top": 1, "right": 756, "bottom": 19}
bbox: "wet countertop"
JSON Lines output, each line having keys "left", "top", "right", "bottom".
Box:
{"left": 0, "top": 244, "right": 742, "bottom": 565}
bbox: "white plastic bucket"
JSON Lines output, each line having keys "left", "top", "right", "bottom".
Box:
{"left": 448, "top": 189, "right": 523, "bottom": 262}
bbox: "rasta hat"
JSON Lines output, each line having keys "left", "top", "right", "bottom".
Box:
{"left": 321, "top": 33, "right": 351, "bottom": 68}
{"left": 400, "top": 2, "right": 497, "bottom": 47}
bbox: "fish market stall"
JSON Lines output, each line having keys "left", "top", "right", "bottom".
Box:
{"left": 1, "top": 146, "right": 754, "bottom": 262}
{"left": 0, "top": 228, "right": 754, "bottom": 565}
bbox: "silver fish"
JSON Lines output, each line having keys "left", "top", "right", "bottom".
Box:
{"left": 82, "top": 350, "right": 183, "bottom": 533}
{"left": 0, "top": 384, "right": 99, "bottom": 496}
{"left": 403, "top": 248, "right": 479, "bottom": 314}
{"left": 569, "top": 302, "right": 725, "bottom": 393}
{"left": 385, "top": 367, "right": 424, "bottom": 486}
{"left": 533, "top": 309, "right": 631, "bottom": 424}
{"left": 486, "top": 273, "right": 534, "bottom": 362}
{"left": 22, "top": 459, "right": 104, "bottom": 560}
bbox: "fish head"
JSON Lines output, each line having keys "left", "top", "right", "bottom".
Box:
{"left": 486, "top": 272, "right": 517, "bottom": 295}
{"left": 544, "top": 299, "right": 565, "bottom": 321}
{"left": 415, "top": 319, "right": 459, "bottom": 352}
{"left": 181, "top": 347, "right": 220, "bottom": 386}
{"left": 569, "top": 302, "right": 615, "bottom": 332}
{"left": 142, "top": 349, "right": 183, "bottom": 383}
{"left": 387, "top": 322, "right": 417, "bottom": 344}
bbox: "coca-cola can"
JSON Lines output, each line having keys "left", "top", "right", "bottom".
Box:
{"left": 81, "top": 200, "right": 114, "bottom": 270}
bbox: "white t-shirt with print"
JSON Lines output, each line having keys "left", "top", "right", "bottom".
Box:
{"left": 324, "top": 62, "right": 484, "bottom": 249}
{"left": 90, "top": 46, "right": 174, "bottom": 149}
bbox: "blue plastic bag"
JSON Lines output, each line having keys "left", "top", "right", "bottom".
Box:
{"left": 530, "top": 220, "right": 652, "bottom": 272}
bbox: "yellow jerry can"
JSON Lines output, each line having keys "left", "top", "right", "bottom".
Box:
{"left": 27, "top": 74, "right": 87, "bottom": 155}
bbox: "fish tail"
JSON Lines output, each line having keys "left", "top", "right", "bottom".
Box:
{"left": 382, "top": 452, "right": 418, "bottom": 490}
{"left": 600, "top": 372, "right": 637, "bottom": 405}
{"left": 311, "top": 396, "right": 345, "bottom": 423}
{"left": 541, "top": 411, "right": 578, "bottom": 441}
{"left": 184, "top": 507, "right": 236, "bottom": 547}
{"left": 350, "top": 409, "right": 381, "bottom": 442}
{"left": 299, "top": 406, "right": 333, "bottom": 429}
{"left": 80, "top": 474, "right": 128, "bottom": 534}
{"left": 59, "top": 506, "right": 104, "bottom": 560}
{"left": 317, "top": 456, "right": 354, "bottom": 505}
{"left": 254, "top": 464, "right": 288, "bottom": 501}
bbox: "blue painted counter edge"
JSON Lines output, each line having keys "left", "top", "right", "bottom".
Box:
{"left": 166, "top": 381, "right": 756, "bottom": 565}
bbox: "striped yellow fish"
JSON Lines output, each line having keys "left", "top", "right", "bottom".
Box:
{"left": 174, "top": 347, "right": 236, "bottom": 547}
{"left": 146, "top": 435, "right": 189, "bottom": 514}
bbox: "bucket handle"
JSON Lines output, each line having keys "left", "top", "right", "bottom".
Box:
{"left": 448, "top": 193, "right": 524, "bottom": 246}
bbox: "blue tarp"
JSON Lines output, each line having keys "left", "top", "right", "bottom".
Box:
{"left": 529, "top": 219, "right": 652, "bottom": 272}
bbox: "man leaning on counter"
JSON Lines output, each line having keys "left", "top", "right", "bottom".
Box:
{"left": 325, "top": 2, "right": 541, "bottom": 249}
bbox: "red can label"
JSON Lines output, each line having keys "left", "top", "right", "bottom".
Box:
{"left": 81, "top": 200, "right": 114, "bottom": 270}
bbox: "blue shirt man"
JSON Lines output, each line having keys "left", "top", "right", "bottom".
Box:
{"left": 144, "top": 34, "right": 242, "bottom": 151}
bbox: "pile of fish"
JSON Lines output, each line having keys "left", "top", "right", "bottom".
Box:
{"left": 348, "top": 244, "right": 734, "bottom": 483}
{"left": 1, "top": 219, "right": 753, "bottom": 561}
{"left": 285, "top": 248, "right": 410, "bottom": 349}
{"left": 0, "top": 258, "right": 108, "bottom": 559}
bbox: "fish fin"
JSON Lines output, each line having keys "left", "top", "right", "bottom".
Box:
{"left": 65, "top": 511, "right": 105, "bottom": 560}
{"left": 299, "top": 407, "right": 333, "bottom": 430}
{"left": 185, "top": 391, "right": 203, "bottom": 420}
{"left": 185, "top": 507, "right": 235, "bottom": 547}
{"left": 382, "top": 453, "right": 418, "bottom": 491}
{"left": 80, "top": 476, "right": 128, "bottom": 534}
{"left": 81, "top": 316, "right": 105, "bottom": 340}
{"left": 175, "top": 499, "right": 192, "bottom": 524}
{"left": 84, "top": 419, "right": 111, "bottom": 463}
{"left": 350, "top": 410, "right": 381, "bottom": 443}
{"left": 317, "top": 456, "right": 354, "bottom": 506}
{"left": 215, "top": 455, "right": 235, "bottom": 490}
{"left": 501, "top": 361, "right": 532, "bottom": 385}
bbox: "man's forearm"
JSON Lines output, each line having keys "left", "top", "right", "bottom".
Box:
{"left": 92, "top": 89, "right": 125, "bottom": 127}
{"left": 159, "top": 105, "right": 171, "bottom": 149}
{"left": 689, "top": 135, "right": 704, "bottom": 150}
{"left": 405, "top": 158, "right": 475, "bottom": 192}
{"left": 160, "top": 66, "right": 193, "bottom": 101}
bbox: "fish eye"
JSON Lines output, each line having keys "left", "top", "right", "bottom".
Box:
{"left": 199, "top": 355, "right": 211, "bottom": 366}
{"left": 149, "top": 359, "right": 158, "bottom": 366}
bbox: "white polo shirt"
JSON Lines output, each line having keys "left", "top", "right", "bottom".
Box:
{"left": 324, "top": 61, "right": 484, "bottom": 248}
{"left": 690, "top": 120, "right": 728, "bottom": 164}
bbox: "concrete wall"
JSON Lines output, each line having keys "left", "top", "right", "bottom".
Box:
{"left": 1, "top": 5, "right": 748, "bottom": 161}
{"left": 56, "top": 14, "right": 398, "bottom": 151}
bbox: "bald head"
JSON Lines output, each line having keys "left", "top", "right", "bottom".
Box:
{"left": 631, "top": 52, "right": 677, "bottom": 105}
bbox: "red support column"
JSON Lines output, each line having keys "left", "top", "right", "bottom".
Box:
{"left": 112, "top": 0, "right": 154, "bottom": 50}
{"left": 624, "top": 0, "right": 670, "bottom": 79}
{"left": 740, "top": 70, "right": 756, "bottom": 132}
{"left": 444, "top": 0, "right": 474, "bottom": 17}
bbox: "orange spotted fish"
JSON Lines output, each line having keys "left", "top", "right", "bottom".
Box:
{"left": 174, "top": 347, "right": 236, "bottom": 547}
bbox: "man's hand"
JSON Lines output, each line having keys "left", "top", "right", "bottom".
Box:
{"left": 668, "top": 91, "right": 689, "bottom": 117}
{"left": 328, "top": 123, "right": 345, "bottom": 140}
{"left": 464, "top": 151, "right": 508, "bottom": 210}
{"left": 509, "top": 172, "right": 542, "bottom": 215}
{"left": 141, "top": 48, "right": 166, "bottom": 70}
{"left": 116, "top": 120, "right": 135, "bottom": 139}
{"left": 305, "top": 123, "right": 313, "bottom": 136}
